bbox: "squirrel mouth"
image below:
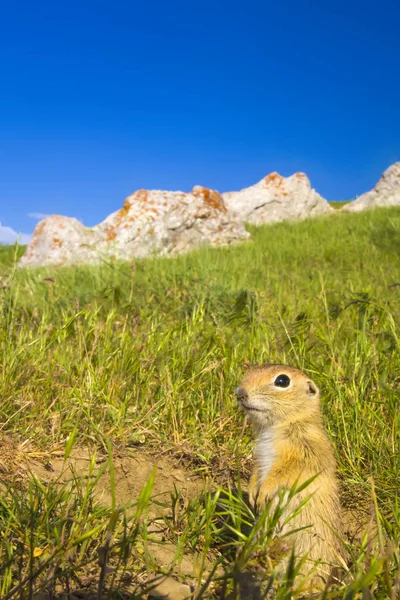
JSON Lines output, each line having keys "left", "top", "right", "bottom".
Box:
{"left": 239, "top": 401, "right": 264, "bottom": 413}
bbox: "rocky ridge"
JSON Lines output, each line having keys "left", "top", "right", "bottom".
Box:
{"left": 342, "top": 162, "right": 400, "bottom": 213}
{"left": 18, "top": 163, "right": 400, "bottom": 267}
{"left": 19, "top": 186, "right": 250, "bottom": 267}
{"left": 223, "top": 171, "right": 332, "bottom": 223}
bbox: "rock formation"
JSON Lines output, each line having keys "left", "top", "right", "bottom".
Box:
{"left": 342, "top": 163, "right": 400, "bottom": 212}
{"left": 222, "top": 172, "right": 332, "bottom": 224}
{"left": 19, "top": 187, "right": 250, "bottom": 267}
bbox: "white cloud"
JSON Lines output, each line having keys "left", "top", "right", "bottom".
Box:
{"left": 28, "top": 212, "right": 50, "bottom": 220}
{"left": 0, "top": 222, "right": 32, "bottom": 245}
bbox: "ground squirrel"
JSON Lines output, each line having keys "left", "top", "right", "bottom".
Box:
{"left": 236, "top": 364, "right": 346, "bottom": 590}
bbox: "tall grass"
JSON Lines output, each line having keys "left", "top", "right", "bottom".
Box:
{"left": 0, "top": 207, "right": 399, "bottom": 597}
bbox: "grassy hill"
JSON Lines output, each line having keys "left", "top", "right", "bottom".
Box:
{"left": 1, "top": 207, "right": 399, "bottom": 598}
{"left": 329, "top": 200, "right": 351, "bottom": 209}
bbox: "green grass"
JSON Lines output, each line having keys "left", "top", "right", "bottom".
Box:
{"left": 329, "top": 200, "right": 351, "bottom": 209}
{"left": 0, "top": 244, "right": 25, "bottom": 268}
{"left": 1, "top": 207, "right": 400, "bottom": 597}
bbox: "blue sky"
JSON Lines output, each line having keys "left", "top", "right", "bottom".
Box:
{"left": 0, "top": 0, "right": 399, "bottom": 243}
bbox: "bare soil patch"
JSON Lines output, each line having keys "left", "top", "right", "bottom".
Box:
{"left": 0, "top": 439, "right": 374, "bottom": 599}
{"left": 27, "top": 446, "right": 207, "bottom": 512}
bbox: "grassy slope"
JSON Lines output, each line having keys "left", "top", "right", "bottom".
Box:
{"left": 1, "top": 207, "right": 400, "bottom": 597}
{"left": 330, "top": 200, "right": 351, "bottom": 209}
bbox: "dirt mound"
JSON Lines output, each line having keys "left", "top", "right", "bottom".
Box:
{"left": 0, "top": 435, "right": 31, "bottom": 481}
{"left": 28, "top": 446, "right": 206, "bottom": 511}
{"left": 2, "top": 441, "right": 375, "bottom": 599}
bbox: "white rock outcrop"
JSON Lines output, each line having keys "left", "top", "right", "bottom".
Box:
{"left": 222, "top": 172, "right": 332, "bottom": 224}
{"left": 342, "top": 163, "right": 400, "bottom": 212}
{"left": 19, "top": 187, "right": 250, "bottom": 267}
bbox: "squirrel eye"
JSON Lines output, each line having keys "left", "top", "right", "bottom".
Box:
{"left": 274, "top": 374, "right": 291, "bottom": 388}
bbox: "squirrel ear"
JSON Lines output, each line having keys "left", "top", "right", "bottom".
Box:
{"left": 306, "top": 381, "right": 318, "bottom": 396}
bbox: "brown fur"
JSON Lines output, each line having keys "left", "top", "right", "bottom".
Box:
{"left": 236, "top": 364, "right": 347, "bottom": 591}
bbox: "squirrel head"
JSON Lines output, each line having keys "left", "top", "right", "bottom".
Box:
{"left": 235, "top": 364, "right": 320, "bottom": 428}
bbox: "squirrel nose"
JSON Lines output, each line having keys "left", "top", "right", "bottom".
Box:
{"left": 235, "top": 386, "right": 248, "bottom": 401}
